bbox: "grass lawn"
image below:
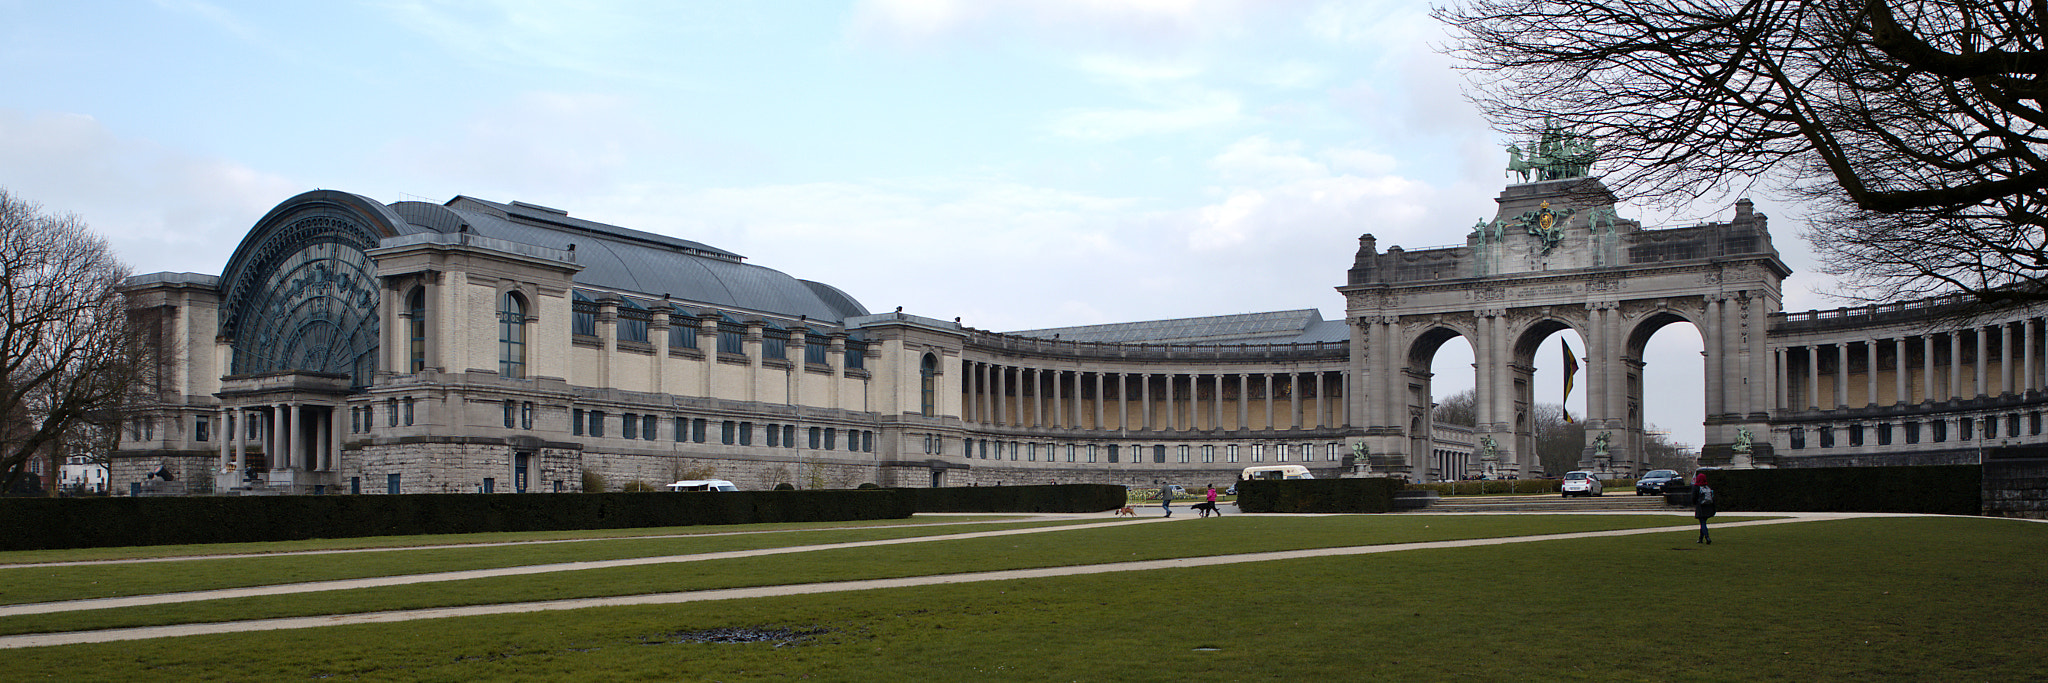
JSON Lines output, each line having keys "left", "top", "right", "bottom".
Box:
{"left": 3, "top": 516, "right": 2041, "bottom": 681}
{"left": 0, "top": 518, "right": 1092, "bottom": 606}
{"left": 0, "top": 515, "right": 1729, "bottom": 638}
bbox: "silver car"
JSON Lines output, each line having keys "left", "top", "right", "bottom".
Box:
{"left": 1560, "top": 470, "right": 1603, "bottom": 497}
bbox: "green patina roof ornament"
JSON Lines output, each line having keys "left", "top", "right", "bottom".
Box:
{"left": 1505, "top": 117, "right": 1597, "bottom": 183}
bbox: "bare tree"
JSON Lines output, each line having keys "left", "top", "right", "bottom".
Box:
{"left": 1434, "top": 388, "right": 1479, "bottom": 427}
{"left": 0, "top": 189, "right": 143, "bottom": 495}
{"left": 1438, "top": 1, "right": 2048, "bottom": 306}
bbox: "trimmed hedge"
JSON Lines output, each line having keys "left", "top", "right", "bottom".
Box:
{"left": 1236, "top": 478, "right": 1403, "bottom": 513}
{"left": 0, "top": 490, "right": 915, "bottom": 552}
{"left": 900, "top": 484, "right": 1124, "bottom": 513}
{"left": 1704, "top": 465, "right": 1980, "bottom": 515}
{"left": 1406, "top": 479, "right": 1564, "bottom": 496}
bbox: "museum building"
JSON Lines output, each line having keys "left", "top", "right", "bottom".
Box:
{"left": 109, "top": 167, "right": 2048, "bottom": 495}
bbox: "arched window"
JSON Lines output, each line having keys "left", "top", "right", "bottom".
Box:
{"left": 500, "top": 292, "right": 527, "bottom": 378}
{"left": 920, "top": 353, "right": 938, "bottom": 416}
{"left": 406, "top": 286, "right": 426, "bottom": 374}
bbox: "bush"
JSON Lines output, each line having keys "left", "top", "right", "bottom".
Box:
{"left": 1237, "top": 478, "right": 1403, "bottom": 513}
{"left": 619, "top": 480, "right": 659, "bottom": 493}
{"left": 0, "top": 490, "right": 917, "bottom": 552}
{"left": 580, "top": 469, "right": 607, "bottom": 493}
{"left": 774, "top": 483, "right": 796, "bottom": 491}
{"left": 1406, "top": 479, "right": 1562, "bottom": 496}
{"left": 902, "top": 484, "right": 1123, "bottom": 513}
{"left": 1705, "top": 465, "right": 1979, "bottom": 515}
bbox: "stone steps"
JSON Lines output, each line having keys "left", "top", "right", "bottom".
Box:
{"left": 1409, "top": 493, "right": 1682, "bottom": 513}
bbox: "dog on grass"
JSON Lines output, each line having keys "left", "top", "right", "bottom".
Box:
{"left": 1114, "top": 506, "right": 1136, "bottom": 517}
{"left": 1190, "top": 501, "right": 1219, "bottom": 517}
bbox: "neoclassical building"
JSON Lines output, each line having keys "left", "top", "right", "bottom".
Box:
{"left": 110, "top": 160, "right": 2048, "bottom": 494}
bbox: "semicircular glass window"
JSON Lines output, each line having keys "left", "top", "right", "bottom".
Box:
{"left": 225, "top": 216, "right": 381, "bottom": 387}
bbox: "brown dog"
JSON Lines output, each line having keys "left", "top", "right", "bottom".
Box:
{"left": 1114, "top": 506, "right": 1136, "bottom": 517}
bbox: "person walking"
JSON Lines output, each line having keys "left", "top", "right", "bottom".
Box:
{"left": 1693, "top": 482, "right": 1716, "bottom": 544}
{"left": 1204, "top": 484, "right": 1220, "bottom": 517}
{"left": 1158, "top": 483, "right": 1174, "bottom": 517}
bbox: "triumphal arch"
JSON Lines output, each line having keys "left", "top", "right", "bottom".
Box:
{"left": 1341, "top": 131, "right": 1789, "bottom": 477}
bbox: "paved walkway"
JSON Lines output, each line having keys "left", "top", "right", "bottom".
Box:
{"left": 0, "top": 513, "right": 1845, "bottom": 650}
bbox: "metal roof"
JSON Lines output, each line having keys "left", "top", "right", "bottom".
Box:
{"left": 386, "top": 197, "right": 869, "bottom": 323}
{"left": 1007, "top": 309, "right": 1339, "bottom": 345}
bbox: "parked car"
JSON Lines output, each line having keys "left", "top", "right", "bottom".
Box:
{"left": 1635, "top": 469, "right": 1684, "bottom": 495}
{"left": 664, "top": 479, "right": 739, "bottom": 492}
{"left": 1560, "top": 470, "right": 1603, "bottom": 497}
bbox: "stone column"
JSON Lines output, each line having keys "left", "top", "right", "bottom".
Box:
{"left": 1950, "top": 332, "right": 1963, "bottom": 400}
{"left": 1117, "top": 373, "right": 1129, "bottom": 431}
{"left": 1866, "top": 339, "right": 1880, "bottom": 407}
{"left": 2026, "top": 319, "right": 2038, "bottom": 394}
{"left": 1923, "top": 335, "right": 1936, "bottom": 404}
{"left": 1977, "top": 326, "right": 1989, "bottom": 397}
{"left": 1094, "top": 372, "right": 1106, "bottom": 430}
{"left": 1139, "top": 372, "right": 1152, "bottom": 431}
{"left": 1164, "top": 372, "right": 1176, "bottom": 431}
{"left": 269, "top": 404, "right": 286, "bottom": 470}
{"left": 1806, "top": 345, "right": 1820, "bottom": 409}
{"left": 217, "top": 407, "right": 230, "bottom": 468}
{"left": 328, "top": 405, "right": 343, "bottom": 471}
{"left": 1237, "top": 373, "right": 1250, "bottom": 431}
{"left": 1289, "top": 371, "right": 1302, "bottom": 430}
{"left": 1892, "top": 336, "right": 1908, "bottom": 404}
{"left": 2002, "top": 322, "right": 2015, "bottom": 396}
{"left": 1313, "top": 371, "right": 1326, "bottom": 429}
{"left": 1773, "top": 347, "right": 1788, "bottom": 411}
{"left": 233, "top": 407, "right": 247, "bottom": 471}
{"left": 1704, "top": 298, "right": 1723, "bottom": 417}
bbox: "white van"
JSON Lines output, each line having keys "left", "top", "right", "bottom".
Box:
{"left": 1240, "top": 465, "right": 1314, "bottom": 481}
{"left": 664, "top": 479, "right": 739, "bottom": 492}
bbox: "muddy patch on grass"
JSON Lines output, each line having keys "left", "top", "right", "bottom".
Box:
{"left": 645, "top": 626, "right": 833, "bottom": 647}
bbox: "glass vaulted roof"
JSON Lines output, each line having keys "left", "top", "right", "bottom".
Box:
{"left": 388, "top": 197, "right": 868, "bottom": 323}
{"left": 1007, "top": 309, "right": 1345, "bottom": 345}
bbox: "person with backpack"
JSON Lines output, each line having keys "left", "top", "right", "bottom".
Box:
{"left": 1693, "top": 479, "right": 1717, "bottom": 544}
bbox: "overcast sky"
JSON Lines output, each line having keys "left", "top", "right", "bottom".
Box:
{"left": 0, "top": 0, "right": 1845, "bottom": 449}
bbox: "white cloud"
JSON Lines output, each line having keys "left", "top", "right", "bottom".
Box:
{"left": 1047, "top": 88, "right": 1243, "bottom": 141}
{"left": 849, "top": 0, "right": 1267, "bottom": 46}
{"left": 0, "top": 109, "right": 297, "bottom": 276}
{"left": 381, "top": 92, "right": 672, "bottom": 198}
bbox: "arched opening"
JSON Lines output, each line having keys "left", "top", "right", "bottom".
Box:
{"left": 1626, "top": 312, "right": 1705, "bottom": 474}
{"left": 499, "top": 291, "right": 527, "bottom": 379}
{"left": 1511, "top": 320, "right": 1587, "bottom": 478}
{"left": 406, "top": 286, "right": 426, "bottom": 374}
{"left": 920, "top": 353, "right": 938, "bottom": 417}
{"left": 1410, "top": 327, "right": 1479, "bottom": 482}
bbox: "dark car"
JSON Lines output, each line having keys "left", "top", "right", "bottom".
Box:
{"left": 1635, "top": 469, "right": 1684, "bottom": 495}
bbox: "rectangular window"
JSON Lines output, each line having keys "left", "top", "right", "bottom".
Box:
{"left": 1933, "top": 420, "right": 1948, "bottom": 442}
{"left": 387, "top": 473, "right": 401, "bottom": 495}
{"left": 1227, "top": 444, "right": 1240, "bottom": 463}
{"left": 195, "top": 415, "right": 210, "bottom": 442}
{"left": 642, "top": 414, "right": 656, "bottom": 440}
{"left": 763, "top": 329, "right": 788, "bottom": 360}
{"left": 589, "top": 411, "right": 605, "bottom": 438}
{"left": 350, "top": 408, "right": 360, "bottom": 434}
{"left": 1848, "top": 425, "right": 1863, "bottom": 447}
{"left": 718, "top": 321, "right": 745, "bottom": 354}
{"left": 806, "top": 337, "right": 829, "bottom": 365}
{"left": 768, "top": 424, "right": 781, "bottom": 447}
{"left": 809, "top": 427, "right": 822, "bottom": 449}
{"left": 2034, "top": 412, "right": 2044, "bottom": 436}
{"left": 1087, "top": 444, "right": 1098, "bottom": 463}
{"left": 573, "top": 408, "right": 585, "bottom": 436}
{"left": 1155, "top": 445, "right": 1168, "bottom": 463}
{"left": 1106, "top": 444, "right": 1119, "bottom": 463}
{"left": 403, "top": 398, "right": 415, "bottom": 426}
{"left": 1007, "top": 440, "right": 1016, "bottom": 459}
{"left": 572, "top": 297, "right": 597, "bottom": 336}
{"left": 618, "top": 305, "right": 649, "bottom": 343}
{"left": 388, "top": 399, "right": 399, "bottom": 427}
{"left": 1877, "top": 423, "right": 1892, "bottom": 446}
{"left": 693, "top": 418, "right": 707, "bottom": 443}
{"left": 785, "top": 425, "right": 797, "bottom": 448}
{"left": 721, "top": 421, "right": 736, "bottom": 445}
{"left": 2009, "top": 414, "right": 2021, "bottom": 438}
{"left": 1961, "top": 418, "right": 1974, "bottom": 440}
{"left": 739, "top": 422, "right": 753, "bottom": 446}
{"left": 482, "top": 477, "right": 495, "bottom": 494}
{"left": 1252, "top": 444, "right": 1266, "bottom": 463}
{"left": 1789, "top": 427, "right": 1806, "bottom": 449}
{"left": 669, "top": 320, "right": 699, "bottom": 349}
{"left": 1329, "top": 443, "right": 1342, "bottom": 461}
{"left": 1176, "top": 445, "right": 1190, "bottom": 463}
{"left": 1202, "top": 445, "right": 1215, "bottom": 463}
{"left": 1818, "top": 427, "right": 1834, "bottom": 448}
{"left": 1028, "top": 443, "right": 1038, "bottom": 461}
{"left": 1066, "top": 445, "right": 1076, "bottom": 462}
{"left": 521, "top": 402, "right": 533, "bottom": 430}
{"left": 675, "top": 416, "right": 688, "bottom": 442}
{"left": 622, "top": 413, "right": 638, "bottom": 439}
{"left": 1905, "top": 422, "right": 1920, "bottom": 444}
{"left": 845, "top": 340, "right": 866, "bottom": 370}
{"left": 504, "top": 400, "right": 517, "bottom": 429}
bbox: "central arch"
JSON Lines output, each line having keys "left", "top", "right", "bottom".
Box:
{"left": 1340, "top": 176, "right": 1787, "bottom": 480}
